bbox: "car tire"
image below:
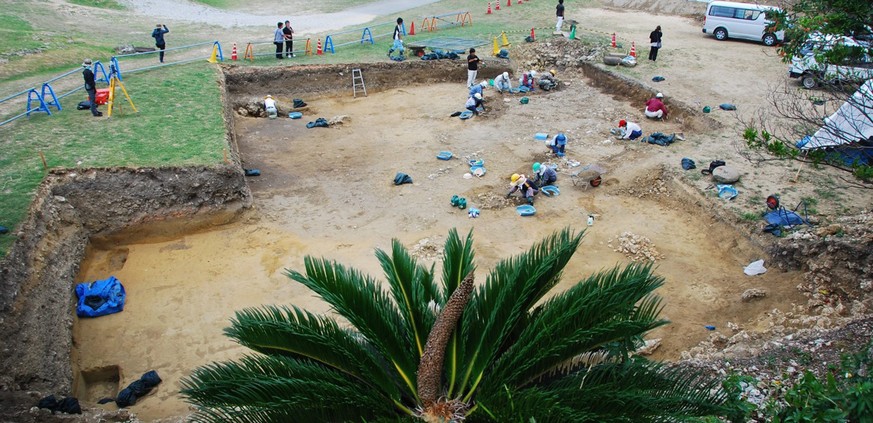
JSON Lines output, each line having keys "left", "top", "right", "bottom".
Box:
{"left": 714, "top": 28, "right": 728, "bottom": 41}
{"left": 801, "top": 74, "right": 817, "bottom": 89}
{"left": 763, "top": 33, "right": 777, "bottom": 46}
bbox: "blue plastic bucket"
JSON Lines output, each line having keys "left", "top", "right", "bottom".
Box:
{"left": 534, "top": 133, "right": 549, "bottom": 140}
{"left": 288, "top": 112, "right": 303, "bottom": 119}
{"left": 516, "top": 205, "right": 536, "bottom": 216}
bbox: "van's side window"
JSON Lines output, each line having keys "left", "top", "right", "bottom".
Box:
{"left": 709, "top": 6, "right": 735, "bottom": 18}
{"left": 742, "top": 10, "right": 760, "bottom": 20}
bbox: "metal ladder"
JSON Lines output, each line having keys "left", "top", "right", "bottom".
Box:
{"left": 352, "top": 68, "right": 367, "bottom": 98}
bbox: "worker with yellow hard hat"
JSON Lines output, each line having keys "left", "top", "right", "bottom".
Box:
{"left": 506, "top": 173, "right": 539, "bottom": 205}
{"left": 538, "top": 69, "right": 559, "bottom": 91}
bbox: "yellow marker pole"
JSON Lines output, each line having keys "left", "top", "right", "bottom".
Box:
{"left": 492, "top": 36, "right": 499, "bottom": 56}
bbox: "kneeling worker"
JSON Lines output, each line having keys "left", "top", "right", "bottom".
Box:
{"left": 519, "top": 70, "right": 537, "bottom": 90}
{"left": 465, "top": 92, "right": 485, "bottom": 115}
{"left": 494, "top": 71, "right": 512, "bottom": 93}
{"left": 618, "top": 120, "right": 643, "bottom": 140}
{"left": 506, "top": 173, "right": 539, "bottom": 205}
{"left": 548, "top": 133, "right": 567, "bottom": 157}
{"left": 644, "top": 92, "right": 668, "bottom": 120}
{"left": 469, "top": 80, "right": 488, "bottom": 98}
{"left": 264, "top": 95, "right": 278, "bottom": 118}
{"left": 532, "top": 162, "right": 558, "bottom": 186}
{"left": 538, "top": 69, "right": 558, "bottom": 91}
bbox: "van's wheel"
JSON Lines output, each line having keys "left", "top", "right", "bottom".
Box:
{"left": 801, "top": 74, "right": 818, "bottom": 89}
{"left": 762, "top": 33, "right": 777, "bottom": 46}
{"left": 714, "top": 28, "right": 728, "bottom": 41}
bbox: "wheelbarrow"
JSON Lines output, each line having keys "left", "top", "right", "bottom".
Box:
{"left": 569, "top": 164, "right": 607, "bottom": 187}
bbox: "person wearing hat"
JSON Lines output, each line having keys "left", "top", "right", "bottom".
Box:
{"left": 506, "top": 173, "right": 539, "bottom": 205}
{"left": 532, "top": 162, "right": 558, "bottom": 186}
{"left": 466, "top": 48, "right": 482, "bottom": 88}
{"left": 469, "top": 80, "right": 488, "bottom": 98}
{"left": 519, "top": 70, "right": 537, "bottom": 90}
{"left": 644, "top": 92, "right": 668, "bottom": 120}
{"left": 151, "top": 24, "right": 169, "bottom": 63}
{"left": 538, "top": 69, "right": 558, "bottom": 91}
{"left": 494, "top": 71, "right": 512, "bottom": 93}
{"left": 547, "top": 133, "right": 567, "bottom": 156}
{"left": 618, "top": 120, "right": 643, "bottom": 140}
{"left": 465, "top": 92, "right": 485, "bottom": 115}
{"left": 81, "top": 59, "right": 101, "bottom": 117}
{"left": 264, "top": 95, "right": 278, "bottom": 118}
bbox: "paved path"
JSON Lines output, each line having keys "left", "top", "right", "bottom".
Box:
{"left": 118, "top": 0, "right": 442, "bottom": 31}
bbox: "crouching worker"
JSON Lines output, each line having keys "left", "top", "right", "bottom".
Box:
{"left": 519, "top": 70, "right": 537, "bottom": 90}
{"left": 465, "top": 93, "right": 485, "bottom": 115}
{"left": 547, "top": 133, "right": 567, "bottom": 157}
{"left": 506, "top": 173, "right": 539, "bottom": 205}
{"left": 264, "top": 95, "right": 278, "bottom": 118}
{"left": 532, "top": 162, "right": 558, "bottom": 186}
{"left": 469, "top": 80, "right": 488, "bottom": 98}
{"left": 494, "top": 71, "right": 512, "bottom": 93}
{"left": 644, "top": 92, "right": 668, "bottom": 120}
{"left": 618, "top": 120, "right": 642, "bottom": 140}
{"left": 538, "top": 69, "right": 558, "bottom": 91}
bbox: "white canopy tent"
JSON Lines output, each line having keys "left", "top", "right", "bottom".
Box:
{"left": 803, "top": 79, "right": 873, "bottom": 150}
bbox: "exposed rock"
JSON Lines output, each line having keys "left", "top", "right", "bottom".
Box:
{"left": 742, "top": 288, "right": 767, "bottom": 302}
{"left": 711, "top": 165, "right": 740, "bottom": 183}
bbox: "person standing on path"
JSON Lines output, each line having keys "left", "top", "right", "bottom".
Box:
{"left": 555, "top": 0, "right": 565, "bottom": 32}
{"left": 151, "top": 24, "right": 169, "bottom": 63}
{"left": 466, "top": 48, "right": 482, "bottom": 88}
{"left": 649, "top": 25, "right": 662, "bottom": 61}
{"left": 283, "top": 20, "right": 295, "bottom": 57}
{"left": 82, "top": 59, "right": 101, "bottom": 117}
{"left": 274, "top": 22, "right": 285, "bottom": 59}
{"left": 387, "top": 17, "right": 404, "bottom": 59}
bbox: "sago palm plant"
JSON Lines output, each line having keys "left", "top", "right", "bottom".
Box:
{"left": 181, "top": 228, "right": 736, "bottom": 422}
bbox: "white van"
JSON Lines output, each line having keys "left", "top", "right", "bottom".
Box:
{"left": 702, "top": 1, "right": 784, "bottom": 46}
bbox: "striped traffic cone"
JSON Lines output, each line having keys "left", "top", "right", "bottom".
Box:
{"left": 487, "top": 2, "right": 492, "bottom": 14}
{"left": 317, "top": 38, "right": 323, "bottom": 55}
{"left": 231, "top": 42, "right": 238, "bottom": 61}
{"left": 629, "top": 41, "right": 636, "bottom": 57}
{"left": 611, "top": 33, "right": 617, "bottom": 48}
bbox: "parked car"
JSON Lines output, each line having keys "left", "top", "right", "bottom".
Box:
{"left": 789, "top": 34, "right": 873, "bottom": 89}
{"left": 702, "top": 1, "right": 784, "bottom": 46}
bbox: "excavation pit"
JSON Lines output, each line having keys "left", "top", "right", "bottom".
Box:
{"left": 63, "top": 62, "right": 810, "bottom": 420}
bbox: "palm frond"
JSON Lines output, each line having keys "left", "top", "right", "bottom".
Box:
{"left": 485, "top": 263, "right": 667, "bottom": 388}
{"left": 376, "top": 239, "right": 439, "bottom": 358}
{"left": 455, "top": 228, "right": 583, "bottom": 401}
{"left": 285, "top": 258, "right": 419, "bottom": 398}
{"left": 181, "top": 355, "right": 406, "bottom": 422}
{"left": 223, "top": 305, "right": 402, "bottom": 401}
{"left": 472, "top": 385, "right": 598, "bottom": 423}
{"left": 554, "top": 359, "right": 734, "bottom": 422}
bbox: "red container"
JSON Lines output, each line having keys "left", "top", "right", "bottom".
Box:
{"left": 94, "top": 88, "right": 110, "bottom": 105}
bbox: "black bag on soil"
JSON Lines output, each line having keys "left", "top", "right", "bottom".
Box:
{"left": 37, "top": 395, "right": 82, "bottom": 414}
{"left": 116, "top": 370, "right": 162, "bottom": 408}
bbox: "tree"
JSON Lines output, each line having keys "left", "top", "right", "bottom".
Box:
{"left": 181, "top": 229, "right": 738, "bottom": 422}
{"left": 741, "top": 0, "right": 873, "bottom": 183}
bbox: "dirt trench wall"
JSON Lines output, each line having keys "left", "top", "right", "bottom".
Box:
{"left": 579, "top": 62, "right": 722, "bottom": 133}
{"left": 223, "top": 60, "right": 511, "bottom": 101}
{"left": 0, "top": 71, "right": 251, "bottom": 394}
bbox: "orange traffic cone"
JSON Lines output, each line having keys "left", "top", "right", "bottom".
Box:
{"left": 495, "top": 1, "right": 500, "bottom": 11}
{"left": 231, "top": 42, "right": 238, "bottom": 61}
{"left": 487, "top": 2, "right": 492, "bottom": 14}
{"left": 409, "top": 21, "right": 416, "bottom": 35}
{"left": 530, "top": 27, "right": 536, "bottom": 41}
{"left": 630, "top": 41, "right": 636, "bottom": 57}
{"left": 611, "top": 33, "right": 617, "bottom": 48}
{"left": 317, "top": 38, "right": 323, "bottom": 55}
{"left": 506, "top": 0, "right": 511, "bottom": 7}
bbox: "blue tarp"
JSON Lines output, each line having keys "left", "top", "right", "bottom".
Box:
{"left": 764, "top": 208, "right": 807, "bottom": 227}
{"left": 75, "top": 276, "right": 126, "bottom": 317}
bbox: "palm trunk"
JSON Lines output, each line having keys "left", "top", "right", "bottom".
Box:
{"left": 417, "top": 271, "right": 475, "bottom": 420}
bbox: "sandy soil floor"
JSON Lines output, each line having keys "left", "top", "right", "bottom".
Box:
{"left": 68, "top": 2, "right": 870, "bottom": 422}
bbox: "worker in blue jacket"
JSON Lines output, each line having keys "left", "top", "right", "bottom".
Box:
{"left": 151, "top": 24, "right": 170, "bottom": 63}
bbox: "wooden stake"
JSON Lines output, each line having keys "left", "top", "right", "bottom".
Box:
{"left": 792, "top": 151, "right": 808, "bottom": 183}
{"left": 38, "top": 151, "right": 47, "bottom": 170}
{"left": 223, "top": 148, "right": 228, "bottom": 164}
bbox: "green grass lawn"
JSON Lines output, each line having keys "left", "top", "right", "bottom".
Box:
{"left": 0, "top": 63, "right": 225, "bottom": 255}
{"left": 66, "top": 0, "right": 124, "bottom": 10}
{"left": 0, "top": 15, "right": 43, "bottom": 56}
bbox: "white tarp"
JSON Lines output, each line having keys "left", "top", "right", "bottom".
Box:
{"left": 803, "top": 79, "right": 873, "bottom": 150}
